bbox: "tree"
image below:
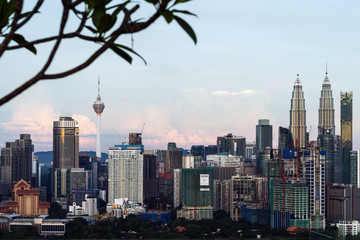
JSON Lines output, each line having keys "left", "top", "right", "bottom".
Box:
{"left": 48, "top": 201, "right": 67, "bottom": 219}
{"left": 0, "top": 0, "right": 197, "bottom": 106}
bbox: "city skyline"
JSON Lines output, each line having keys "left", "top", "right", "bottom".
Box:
{"left": 1, "top": 1, "right": 360, "bottom": 152}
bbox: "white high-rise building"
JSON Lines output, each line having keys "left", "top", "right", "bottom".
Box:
{"left": 93, "top": 78, "right": 105, "bottom": 160}
{"left": 108, "top": 146, "right": 143, "bottom": 205}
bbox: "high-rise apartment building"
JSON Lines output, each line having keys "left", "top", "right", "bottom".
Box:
{"left": 1, "top": 134, "right": 33, "bottom": 191}
{"left": 256, "top": 119, "right": 272, "bottom": 153}
{"left": 107, "top": 146, "right": 143, "bottom": 205}
{"left": 53, "top": 117, "right": 79, "bottom": 169}
{"left": 165, "top": 148, "right": 183, "bottom": 173}
{"left": 290, "top": 74, "right": 307, "bottom": 148}
{"left": 318, "top": 71, "right": 335, "bottom": 135}
{"left": 341, "top": 92, "right": 353, "bottom": 184}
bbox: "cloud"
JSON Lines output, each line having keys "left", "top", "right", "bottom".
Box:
{"left": 72, "top": 114, "right": 97, "bottom": 150}
{"left": 211, "top": 89, "right": 263, "bottom": 97}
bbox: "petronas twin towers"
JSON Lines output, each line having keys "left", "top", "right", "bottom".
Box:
{"left": 289, "top": 70, "right": 335, "bottom": 148}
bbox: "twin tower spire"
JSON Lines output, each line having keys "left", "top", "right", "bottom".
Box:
{"left": 289, "top": 70, "right": 334, "bottom": 148}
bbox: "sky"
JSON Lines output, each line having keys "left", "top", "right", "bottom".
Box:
{"left": 1, "top": 0, "right": 360, "bottom": 152}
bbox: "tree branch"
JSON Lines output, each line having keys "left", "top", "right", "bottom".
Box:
{"left": 16, "top": 0, "right": 44, "bottom": 29}
{"left": 0, "top": 0, "right": 23, "bottom": 57}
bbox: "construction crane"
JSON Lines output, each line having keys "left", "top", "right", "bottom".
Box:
{"left": 140, "top": 123, "right": 145, "bottom": 135}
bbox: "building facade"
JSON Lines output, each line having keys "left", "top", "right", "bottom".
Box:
{"left": 217, "top": 133, "right": 246, "bottom": 158}
{"left": 107, "top": 146, "right": 143, "bottom": 205}
{"left": 53, "top": 117, "right": 79, "bottom": 169}
{"left": 290, "top": 74, "right": 307, "bottom": 148}
{"left": 341, "top": 92, "right": 353, "bottom": 184}
{"left": 256, "top": 119, "right": 273, "bottom": 153}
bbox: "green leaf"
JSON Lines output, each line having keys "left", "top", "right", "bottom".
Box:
{"left": 110, "top": 44, "right": 132, "bottom": 64}
{"left": 173, "top": 15, "right": 196, "bottom": 44}
{"left": 161, "top": 10, "right": 174, "bottom": 24}
{"left": 12, "top": 33, "right": 37, "bottom": 54}
{"left": 172, "top": 9, "right": 197, "bottom": 17}
{"left": 144, "top": 0, "right": 158, "bottom": 4}
{"left": 174, "top": 0, "right": 192, "bottom": 5}
{"left": 19, "top": 10, "right": 40, "bottom": 20}
{"left": 98, "top": 13, "right": 116, "bottom": 33}
{"left": 92, "top": 5, "right": 105, "bottom": 29}
{"left": 4, "top": 0, "right": 15, "bottom": 19}
{"left": 113, "top": 43, "right": 147, "bottom": 65}
{"left": 85, "top": 25, "right": 97, "bottom": 33}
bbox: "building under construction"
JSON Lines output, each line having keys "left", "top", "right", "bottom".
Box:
{"left": 230, "top": 175, "right": 266, "bottom": 221}
{"left": 177, "top": 168, "right": 214, "bottom": 220}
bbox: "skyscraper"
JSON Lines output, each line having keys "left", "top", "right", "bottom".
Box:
{"left": 93, "top": 78, "right": 105, "bottom": 160}
{"left": 318, "top": 70, "right": 335, "bottom": 135}
{"left": 255, "top": 119, "right": 272, "bottom": 153}
{"left": 0, "top": 134, "right": 33, "bottom": 191}
{"left": 217, "top": 133, "right": 246, "bottom": 158}
{"left": 341, "top": 91, "right": 353, "bottom": 184}
{"left": 107, "top": 145, "right": 143, "bottom": 204}
{"left": 53, "top": 117, "right": 79, "bottom": 169}
{"left": 290, "top": 74, "right": 307, "bottom": 148}
{"left": 318, "top": 128, "right": 334, "bottom": 185}
{"left": 278, "top": 127, "right": 294, "bottom": 151}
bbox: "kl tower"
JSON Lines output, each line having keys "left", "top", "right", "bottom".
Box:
{"left": 93, "top": 78, "right": 105, "bottom": 160}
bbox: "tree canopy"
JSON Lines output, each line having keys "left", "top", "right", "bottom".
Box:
{"left": 0, "top": 0, "right": 197, "bottom": 106}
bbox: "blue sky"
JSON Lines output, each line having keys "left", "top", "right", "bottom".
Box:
{"left": 1, "top": 0, "right": 360, "bottom": 152}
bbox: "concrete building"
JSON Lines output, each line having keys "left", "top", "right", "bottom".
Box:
{"left": 143, "top": 152, "right": 157, "bottom": 199}
{"left": 290, "top": 74, "right": 307, "bottom": 148}
{"left": 177, "top": 168, "right": 214, "bottom": 220}
{"left": 217, "top": 133, "right": 246, "bottom": 158}
{"left": 107, "top": 146, "right": 143, "bottom": 205}
{"left": 246, "top": 141, "right": 256, "bottom": 161}
{"left": 326, "top": 184, "right": 360, "bottom": 225}
{"left": 53, "top": 117, "right": 79, "bottom": 169}
{"left": 54, "top": 168, "right": 87, "bottom": 199}
{"left": 173, "top": 169, "right": 182, "bottom": 208}
{"left": 341, "top": 92, "right": 353, "bottom": 184}
{"left": 337, "top": 220, "right": 360, "bottom": 239}
{"left": 318, "top": 128, "right": 335, "bottom": 185}
{"left": 270, "top": 178, "right": 309, "bottom": 229}
{"left": 5, "top": 179, "right": 50, "bottom": 217}
{"left": 68, "top": 194, "right": 98, "bottom": 216}
{"left": 256, "top": 119, "right": 273, "bottom": 153}
{"left": 182, "top": 153, "right": 202, "bottom": 169}
{"left": 165, "top": 148, "right": 182, "bottom": 173}
{"left": 278, "top": 126, "right": 294, "bottom": 151}
{"left": 230, "top": 175, "right": 265, "bottom": 221}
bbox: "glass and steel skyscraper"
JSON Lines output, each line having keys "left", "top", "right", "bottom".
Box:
{"left": 341, "top": 91, "right": 353, "bottom": 184}
{"left": 256, "top": 119, "right": 272, "bottom": 153}
{"left": 318, "top": 70, "right": 335, "bottom": 185}
{"left": 318, "top": 71, "right": 335, "bottom": 135}
{"left": 53, "top": 117, "right": 79, "bottom": 169}
{"left": 290, "top": 74, "right": 307, "bottom": 148}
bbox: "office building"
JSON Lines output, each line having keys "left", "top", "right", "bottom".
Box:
{"left": 107, "top": 146, "right": 143, "bottom": 205}
{"left": 217, "top": 133, "right": 246, "bottom": 158}
{"left": 318, "top": 70, "right": 335, "bottom": 135}
{"left": 54, "top": 168, "right": 87, "bottom": 199}
{"left": 1, "top": 134, "right": 34, "bottom": 193}
{"left": 165, "top": 148, "right": 182, "bottom": 173}
{"left": 129, "top": 133, "right": 142, "bottom": 145}
{"left": 173, "top": 169, "right": 182, "bottom": 208}
{"left": 190, "top": 145, "right": 205, "bottom": 159}
{"left": 350, "top": 151, "right": 360, "bottom": 188}
{"left": 53, "top": 117, "right": 79, "bottom": 169}
{"left": 167, "top": 142, "right": 177, "bottom": 151}
{"left": 256, "top": 119, "right": 272, "bottom": 153}
{"left": 205, "top": 145, "right": 217, "bottom": 158}
{"left": 341, "top": 92, "right": 353, "bottom": 184}
{"left": 278, "top": 127, "right": 294, "bottom": 151}
{"left": 290, "top": 74, "right": 307, "bottom": 148}
{"left": 246, "top": 141, "right": 256, "bottom": 161}
{"left": 318, "top": 128, "right": 335, "bottom": 185}
{"left": 143, "top": 151, "right": 157, "bottom": 198}
{"left": 326, "top": 184, "right": 360, "bottom": 224}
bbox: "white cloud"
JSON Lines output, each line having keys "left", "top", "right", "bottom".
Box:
{"left": 211, "top": 89, "right": 262, "bottom": 97}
